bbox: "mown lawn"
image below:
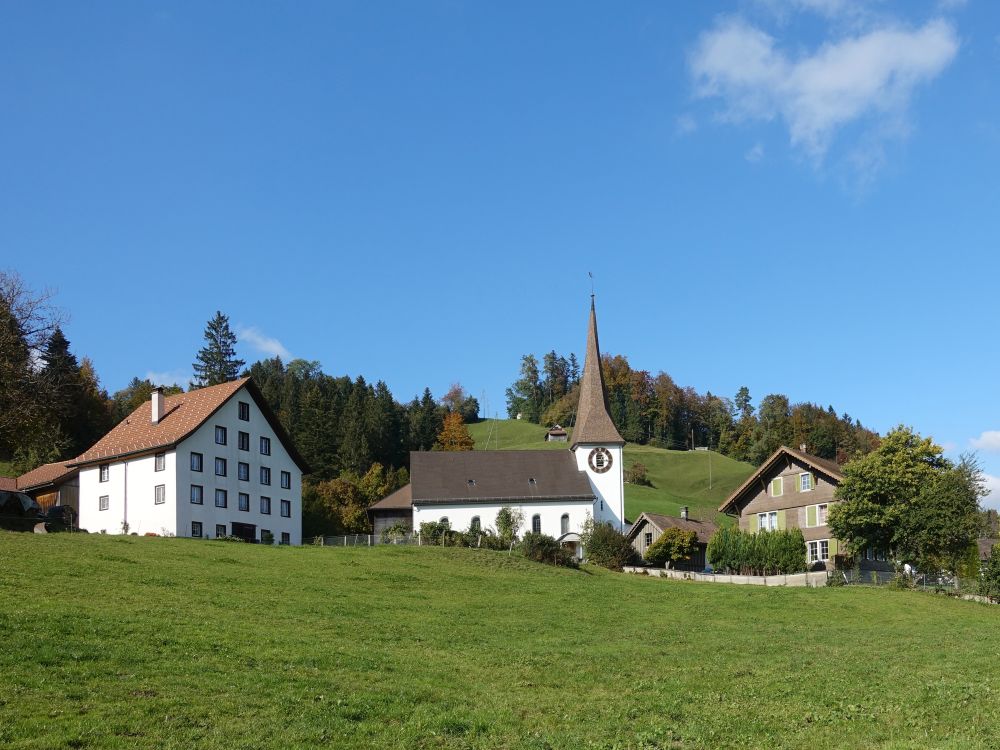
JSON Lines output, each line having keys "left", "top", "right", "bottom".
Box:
{"left": 2, "top": 534, "right": 999, "bottom": 748}
{"left": 468, "top": 419, "right": 753, "bottom": 523}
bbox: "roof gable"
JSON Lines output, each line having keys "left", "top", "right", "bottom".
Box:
{"left": 410, "top": 450, "right": 594, "bottom": 505}
{"left": 69, "top": 378, "right": 309, "bottom": 473}
{"left": 718, "top": 445, "right": 844, "bottom": 514}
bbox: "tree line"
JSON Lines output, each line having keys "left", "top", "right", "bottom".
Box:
{"left": 506, "top": 350, "right": 881, "bottom": 465}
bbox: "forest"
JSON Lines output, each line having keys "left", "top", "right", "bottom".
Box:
{"left": 505, "top": 350, "right": 881, "bottom": 465}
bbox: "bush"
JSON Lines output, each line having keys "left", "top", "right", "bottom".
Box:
{"left": 645, "top": 528, "right": 697, "bottom": 568}
{"left": 979, "top": 544, "right": 1000, "bottom": 602}
{"left": 216, "top": 535, "right": 245, "bottom": 543}
{"left": 625, "top": 462, "right": 653, "bottom": 487}
{"left": 419, "top": 520, "right": 451, "bottom": 545}
{"left": 581, "top": 517, "right": 638, "bottom": 570}
{"left": 518, "top": 532, "right": 579, "bottom": 568}
{"left": 495, "top": 506, "right": 524, "bottom": 544}
{"left": 707, "top": 526, "right": 807, "bottom": 575}
{"left": 380, "top": 522, "right": 411, "bottom": 543}
{"left": 260, "top": 530, "right": 274, "bottom": 545}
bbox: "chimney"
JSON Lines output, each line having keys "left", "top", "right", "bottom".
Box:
{"left": 680, "top": 506, "right": 688, "bottom": 521}
{"left": 151, "top": 387, "right": 164, "bottom": 424}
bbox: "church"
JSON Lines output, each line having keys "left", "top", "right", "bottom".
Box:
{"left": 370, "top": 299, "right": 625, "bottom": 556}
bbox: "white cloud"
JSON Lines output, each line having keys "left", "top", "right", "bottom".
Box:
{"left": 971, "top": 431, "right": 1000, "bottom": 453}
{"left": 675, "top": 113, "right": 698, "bottom": 135}
{"left": 146, "top": 369, "right": 190, "bottom": 387}
{"left": 689, "top": 16, "right": 959, "bottom": 164}
{"left": 745, "top": 142, "right": 765, "bottom": 162}
{"left": 982, "top": 474, "right": 1000, "bottom": 511}
{"left": 237, "top": 325, "right": 291, "bottom": 360}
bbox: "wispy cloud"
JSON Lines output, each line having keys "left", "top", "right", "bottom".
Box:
{"left": 146, "top": 369, "right": 190, "bottom": 387}
{"left": 675, "top": 113, "right": 698, "bottom": 136}
{"left": 745, "top": 142, "right": 765, "bottom": 162}
{"left": 971, "top": 431, "right": 1000, "bottom": 453}
{"left": 689, "top": 14, "right": 959, "bottom": 170}
{"left": 237, "top": 325, "right": 291, "bottom": 360}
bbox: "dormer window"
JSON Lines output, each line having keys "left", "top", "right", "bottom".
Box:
{"left": 528, "top": 477, "right": 537, "bottom": 486}
{"left": 467, "top": 479, "right": 476, "bottom": 487}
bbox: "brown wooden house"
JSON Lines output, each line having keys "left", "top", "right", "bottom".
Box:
{"left": 626, "top": 508, "right": 717, "bottom": 571}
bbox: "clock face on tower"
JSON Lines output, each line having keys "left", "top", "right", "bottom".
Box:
{"left": 588, "top": 447, "right": 613, "bottom": 474}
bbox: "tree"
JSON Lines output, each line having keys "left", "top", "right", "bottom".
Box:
{"left": 579, "top": 516, "right": 636, "bottom": 570}
{"left": 829, "top": 426, "right": 951, "bottom": 560}
{"left": 979, "top": 543, "right": 1000, "bottom": 602}
{"left": 735, "top": 386, "right": 753, "bottom": 420}
{"left": 111, "top": 377, "right": 183, "bottom": 425}
{"left": 434, "top": 411, "right": 474, "bottom": 451}
{"left": 192, "top": 311, "right": 244, "bottom": 388}
{"left": 495, "top": 506, "right": 524, "bottom": 543}
{"left": 894, "top": 455, "right": 985, "bottom": 574}
{"left": 441, "top": 382, "right": 480, "bottom": 423}
{"left": 644, "top": 528, "right": 697, "bottom": 568}
{"left": 505, "top": 354, "right": 542, "bottom": 422}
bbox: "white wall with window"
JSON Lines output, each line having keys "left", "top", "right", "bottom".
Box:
{"left": 78, "top": 451, "right": 177, "bottom": 535}
{"left": 412, "top": 499, "right": 593, "bottom": 553}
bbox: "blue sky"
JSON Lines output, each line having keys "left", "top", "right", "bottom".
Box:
{"left": 3, "top": 1, "right": 999, "bottom": 503}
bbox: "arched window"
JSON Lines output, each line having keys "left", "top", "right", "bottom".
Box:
{"left": 470, "top": 516, "right": 481, "bottom": 533}
{"left": 532, "top": 514, "right": 541, "bottom": 534}
{"left": 561, "top": 513, "right": 569, "bottom": 535}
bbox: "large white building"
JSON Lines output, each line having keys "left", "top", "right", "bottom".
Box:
{"left": 70, "top": 378, "right": 308, "bottom": 544}
{"left": 371, "top": 298, "right": 625, "bottom": 555}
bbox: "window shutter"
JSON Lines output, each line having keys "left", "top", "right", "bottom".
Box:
{"left": 829, "top": 538, "right": 839, "bottom": 557}
{"left": 749, "top": 515, "right": 758, "bottom": 533}
{"left": 810, "top": 473, "right": 816, "bottom": 489}
{"left": 806, "top": 505, "right": 817, "bottom": 528}
{"left": 777, "top": 510, "right": 786, "bottom": 531}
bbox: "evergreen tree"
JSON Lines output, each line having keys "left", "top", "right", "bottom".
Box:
{"left": 192, "top": 311, "right": 244, "bottom": 388}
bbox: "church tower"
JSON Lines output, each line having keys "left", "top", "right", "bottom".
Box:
{"left": 572, "top": 297, "right": 626, "bottom": 530}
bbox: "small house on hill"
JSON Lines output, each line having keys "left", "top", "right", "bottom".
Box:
{"left": 545, "top": 425, "right": 568, "bottom": 442}
{"left": 627, "top": 508, "right": 717, "bottom": 570}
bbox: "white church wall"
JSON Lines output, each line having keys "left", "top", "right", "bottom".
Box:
{"left": 413, "top": 499, "right": 595, "bottom": 539}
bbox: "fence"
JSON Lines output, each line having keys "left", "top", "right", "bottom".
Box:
{"left": 624, "top": 567, "right": 828, "bottom": 588}
{"left": 308, "top": 534, "right": 420, "bottom": 547}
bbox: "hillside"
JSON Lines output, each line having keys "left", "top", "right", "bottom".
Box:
{"left": 468, "top": 419, "right": 755, "bottom": 524}
{"left": 2, "top": 534, "right": 999, "bottom": 749}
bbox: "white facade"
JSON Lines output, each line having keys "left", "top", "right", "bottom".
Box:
{"left": 572, "top": 443, "right": 625, "bottom": 531}
{"left": 78, "top": 386, "right": 303, "bottom": 544}
{"left": 412, "top": 499, "right": 595, "bottom": 542}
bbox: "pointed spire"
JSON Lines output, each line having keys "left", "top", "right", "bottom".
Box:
{"left": 572, "top": 297, "right": 624, "bottom": 448}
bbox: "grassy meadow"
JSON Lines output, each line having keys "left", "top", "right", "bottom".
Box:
{"left": 3, "top": 533, "right": 1000, "bottom": 749}
{"left": 468, "top": 419, "right": 754, "bottom": 524}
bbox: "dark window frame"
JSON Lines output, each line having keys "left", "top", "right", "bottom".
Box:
{"left": 280, "top": 499, "right": 291, "bottom": 518}
{"left": 154, "top": 453, "right": 165, "bottom": 472}
{"left": 238, "top": 462, "right": 249, "bottom": 481}
{"left": 190, "top": 452, "right": 203, "bottom": 472}
{"left": 238, "top": 401, "right": 250, "bottom": 421}
{"left": 260, "top": 436, "right": 271, "bottom": 456}
{"left": 260, "top": 496, "right": 271, "bottom": 515}
{"left": 280, "top": 471, "right": 291, "bottom": 490}
{"left": 190, "top": 484, "right": 204, "bottom": 504}
{"left": 191, "top": 521, "right": 203, "bottom": 538}
{"left": 215, "top": 489, "right": 227, "bottom": 508}
{"left": 238, "top": 431, "right": 250, "bottom": 451}
{"left": 215, "top": 457, "right": 227, "bottom": 477}
{"left": 238, "top": 492, "right": 250, "bottom": 512}
{"left": 260, "top": 466, "right": 271, "bottom": 486}
{"left": 215, "top": 425, "right": 227, "bottom": 445}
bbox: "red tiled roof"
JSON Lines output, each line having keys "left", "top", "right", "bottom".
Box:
{"left": 68, "top": 378, "right": 309, "bottom": 473}
{"left": 16, "top": 462, "right": 77, "bottom": 491}
{"left": 0, "top": 476, "right": 17, "bottom": 492}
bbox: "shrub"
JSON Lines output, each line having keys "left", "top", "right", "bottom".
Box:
{"left": 519, "top": 532, "right": 579, "bottom": 568}
{"left": 707, "top": 526, "right": 806, "bottom": 575}
{"left": 645, "top": 528, "right": 698, "bottom": 568}
{"left": 581, "top": 517, "right": 638, "bottom": 570}
{"left": 380, "top": 522, "right": 411, "bottom": 543}
{"left": 495, "top": 507, "right": 524, "bottom": 544}
{"left": 625, "top": 462, "right": 653, "bottom": 487}
{"left": 419, "top": 520, "right": 453, "bottom": 545}
{"left": 260, "top": 530, "right": 274, "bottom": 545}
{"left": 979, "top": 544, "right": 1000, "bottom": 602}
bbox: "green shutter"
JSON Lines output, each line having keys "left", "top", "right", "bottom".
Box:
{"left": 810, "top": 473, "right": 816, "bottom": 490}
{"left": 806, "top": 505, "right": 817, "bottom": 528}
{"left": 777, "top": 510, "right": 786, "bottom": 530}
{"left": 829, "top": 538, "right": 839, "bottom": 557}
{"left": 749, "top": 514, "right": 758, "bottom": 533}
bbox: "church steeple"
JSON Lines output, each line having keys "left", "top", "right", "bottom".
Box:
{"left": 572, "top": 297, "right": 624, "bottom": 448}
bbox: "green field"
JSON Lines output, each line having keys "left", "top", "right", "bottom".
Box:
{"left": 468, "top": 419, "right": 755, "bottom": 524}
{"left": 2, "top": 534, "right": 999, "bottom": 749}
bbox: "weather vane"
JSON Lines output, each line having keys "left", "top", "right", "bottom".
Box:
{"left": 588, "top": 271, "right": 594, "bottom": 299}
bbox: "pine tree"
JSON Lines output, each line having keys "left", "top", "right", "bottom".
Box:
{"left": 192, "top": 311, "right": 245, "bottom": 388}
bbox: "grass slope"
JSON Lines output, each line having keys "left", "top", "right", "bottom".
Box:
{"left": 2, "top": 534, "right": 999, "bottom": 749}
{"left": 468, "top": 419, "right": 754, "bottom": 524}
